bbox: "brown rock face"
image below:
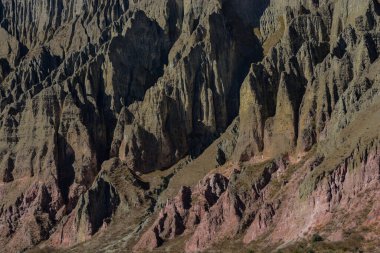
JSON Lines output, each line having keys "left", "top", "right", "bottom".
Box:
{"left": 0, "top": 0, "right": 380, "bottom": 252}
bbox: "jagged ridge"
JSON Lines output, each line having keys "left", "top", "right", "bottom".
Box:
{"left": 0, "top": 0, "right": 379, "bottom": 252}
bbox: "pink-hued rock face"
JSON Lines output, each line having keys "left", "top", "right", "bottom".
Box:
{"left": 134, "top": 173, "right": 230, "bottom": 252}
{"left": 0, "top": 178, "right": 64, "bottom": 252}
{"left": 243, "top": 147, "right": 380, "bottom": 246}
{"left": 185, "top": 190, "right": 244, "bottom": 252}
{"left": 135, "top": 144, "right": 380, "bottom": 252}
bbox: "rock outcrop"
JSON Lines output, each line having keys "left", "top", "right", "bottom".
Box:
{"left": 0, "top": 0, "right": 379, "bottom": 252}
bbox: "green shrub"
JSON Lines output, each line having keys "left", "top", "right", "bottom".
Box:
{"left": 311, "top": 233, "right": 323, "bottom": 242}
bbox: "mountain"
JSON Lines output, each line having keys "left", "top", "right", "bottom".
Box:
{"left": 0, "top": 0, "right": 379, "bottom": 252}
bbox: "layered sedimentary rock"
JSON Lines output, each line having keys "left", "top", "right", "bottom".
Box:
{"left": 0, "top": 0, "right": 379, "bottom": 252}
{"left": 135, "top": 0, "right": 380, "bottom": 252}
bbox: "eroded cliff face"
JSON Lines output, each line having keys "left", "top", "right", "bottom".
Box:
{"left": 0, "top": 0, "right": 379, "bottom": 252}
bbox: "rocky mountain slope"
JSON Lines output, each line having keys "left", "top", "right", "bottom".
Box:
{"left": 0, "top": 0, "right": 379, "bottom": 252}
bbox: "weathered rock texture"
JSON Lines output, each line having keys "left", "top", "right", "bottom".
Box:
{"left": 0, "top": 0, "right": 379, "bottom": 252}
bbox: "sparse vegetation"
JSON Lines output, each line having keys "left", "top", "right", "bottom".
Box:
{"left": 311, "top": 233, "right": 323, "bottom": 242}
{"left": 262, "top": 17, "right": 285, "bottom": 55}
